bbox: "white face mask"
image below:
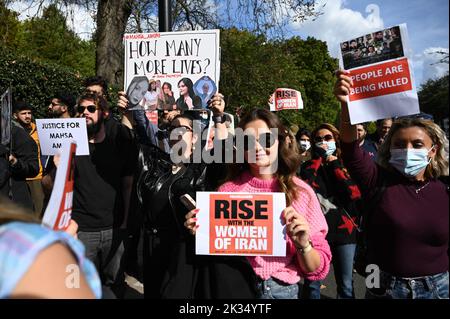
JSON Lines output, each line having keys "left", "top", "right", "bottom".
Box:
{"left": 389, "top": 147, "right": 434, "bottom": 177}
{"left": 299, "top": 140, "right": 311, "bottom": 151}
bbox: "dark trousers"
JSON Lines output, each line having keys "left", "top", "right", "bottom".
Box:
{"left": 78, "top": 228, "right": 126, "bottom": 299}
{"left": 26, "top": 179, "right": 44, "bottom": 218}
{"left": 143, "top": 228, "right": 172, "bottom": 299}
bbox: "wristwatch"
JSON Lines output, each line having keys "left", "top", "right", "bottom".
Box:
{"left": 213, "top": 114, "right": 225, "bottom": 124}
{"left": 296, "top": 240, "right": 313, "bottom": 255}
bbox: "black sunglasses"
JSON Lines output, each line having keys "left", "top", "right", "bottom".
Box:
{"left": 243, "top": 132, "right": 276, "bottom": 151}
{"left": 77, "top": 104, "right": 98, "bottom": 114}
{"left": 314, "top": 134, "right": 334, "bottom": 143}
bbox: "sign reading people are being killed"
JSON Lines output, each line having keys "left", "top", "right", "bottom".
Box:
{"left": 269, "top": 88, "right": 304, "bottom": 112}
{"left": 196, "top": 192, "right": 286, "bottom": 256}
{"left": 123, "top": 30, "right": 220, "bottom": 110}
{"left": 42, "top": 143, "right": 76, "bottom": 231}
{"left": 36, "top": 118, "right": 89, "bottom": 156}
{"left": 339, "top": 24, "right": 420, "bottom": 124}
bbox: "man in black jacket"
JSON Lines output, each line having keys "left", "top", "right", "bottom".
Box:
{"left": 0, "top": 122, "right": 39, "bottom": 210}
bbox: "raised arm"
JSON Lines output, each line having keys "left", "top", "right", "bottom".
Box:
{"left": 117, "top": 91, "right": 160, "bottom": 147}
{"left": 334, "top": 70, "right": 380, "bottom": 193}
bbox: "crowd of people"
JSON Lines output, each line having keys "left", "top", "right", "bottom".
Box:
{"left": 0, "top": 71, "right": 448, "bottom": 299}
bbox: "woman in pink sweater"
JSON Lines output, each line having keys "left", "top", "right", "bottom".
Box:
{"left": 186, "top": 108, "right": 331, "bottom": 299}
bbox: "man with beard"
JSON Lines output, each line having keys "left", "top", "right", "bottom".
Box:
{"left": 12, "top": 101, "right": 44, "bottom": 216}
{"left": 356, "top": 123, "right": 377, "bottom": 160}
{"left": 367, "top": 118, "right": 393, "bottom": 150}
{"left": 42, "top": 93, "right": 137, "bottom": 298}
{"left": 47, "top": 93, "right": 76, "bottom": 118}
{"left": 1, "top": 102, "right": 39, "bottom": 210}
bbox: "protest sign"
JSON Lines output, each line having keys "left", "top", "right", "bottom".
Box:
{"left": 0, "top": 88, "right": 12, "bottom": 147}
{"left": 145, "top": 110, "right": 159, "bottom": 125}
{"left": 123, "top": 30, "right": 220, "bottom": 111}
{"left": 269, "top": 88, "right": 304, "bottom": 111}
{"left": 339, "top": 24, "right": 420, "bottom": 124}
{"left": 196, "top": 192, "right": 286, "bottom": 256}
{"left": 42, "top": 142, "right": 76, "bottom": 231}
{"left": 36, "top": 118, "right": 89, "bottom": 156}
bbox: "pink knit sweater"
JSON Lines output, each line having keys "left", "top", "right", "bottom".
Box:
{"left": 218, "top": 171, "right": 331, "bottom": 284}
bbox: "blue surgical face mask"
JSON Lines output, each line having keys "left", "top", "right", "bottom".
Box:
{"left": 316, "top": 141, "right": 336, "bottom": 156}
{"left": 389, "top": 147, "right": 433, "bottom": 177}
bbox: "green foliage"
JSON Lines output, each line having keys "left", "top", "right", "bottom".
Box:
{"left": 0, "top": 45, "right": 84, "bottom": 119}
{"left": 14, "top": 4, "right": 95, "bottom": 77}
{"left": 1, "top": 2, "right": 95, "bottom": 78}
{"left": 219, "top": 29, "right": 340, "bottom": 131}
{"left": 418, "top": 74, "right": 449, "bottom": 123}
{"left": 0, "top": 0, "right": 20, "bottom": 47}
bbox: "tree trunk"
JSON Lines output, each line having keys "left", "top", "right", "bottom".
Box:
{"left": 95, "top": 0, "right": 131, "bottom": 87}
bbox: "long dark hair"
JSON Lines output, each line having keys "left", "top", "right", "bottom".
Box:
{"left": 178, "top": 78, "right": 196, "bottom": 98}
{"left": 225, "top": 108, "right": 301, "bottom": 206}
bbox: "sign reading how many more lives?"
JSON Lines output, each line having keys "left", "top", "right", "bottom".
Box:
{"left": 196, "top": 192, "right": 286, "bottom": 256}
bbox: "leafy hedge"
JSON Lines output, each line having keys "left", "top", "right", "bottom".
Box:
{"left": 0, "top": 45, "right": 84, "bottom": 119}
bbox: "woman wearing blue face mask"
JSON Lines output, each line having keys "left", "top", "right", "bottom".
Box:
{"left": 335, "top": 70, "right": 449, "bottom": 299}
{"left": 300, "top": 123, "right": 363, "bottom": 299}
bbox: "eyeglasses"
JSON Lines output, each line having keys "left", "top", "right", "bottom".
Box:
{"left": 314, "top": 134, "right": 334, "bottom": 143}
{"left": 77, "top": 104, "right": 99, "bottom": 114}
{"left": 243, "top": 132, "right": 276, "bottom": 151}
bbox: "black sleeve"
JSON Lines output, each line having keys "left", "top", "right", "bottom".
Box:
{"left": 10, "top": 126, "right": 39, "bottom": 179}
{"left": 118, "top": 123, "right": 138, "bottom": 177}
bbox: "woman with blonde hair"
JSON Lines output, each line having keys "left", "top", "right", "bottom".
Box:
{"left": 334, "top": 69, "right": 449, "bottom": 299}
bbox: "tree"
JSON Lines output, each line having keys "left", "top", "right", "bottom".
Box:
{"left": 15, "top": 4, "right": 95, "bottom": 76}
{"left": 6, "top": 0, "right": 323, "bottom": 87}
{"left": 0, "top": 0, "right": 20, "bottom": 47}
{"left": 219, "top": 29, "right": 339, "bottom": 130}
{"left": 418, "top": 74, "right": 449, "bottom": 124}
{"left": 0, "top": 45, "right": 83, "bottom": 119}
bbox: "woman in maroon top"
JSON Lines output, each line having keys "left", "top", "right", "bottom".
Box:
{"left": 334, "top": 70, "right": 449, "bottom": 299}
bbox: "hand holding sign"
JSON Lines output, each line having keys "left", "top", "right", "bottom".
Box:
{"left": 184, "top": 208, "right": 200, "bottom": 235}
{"left": 334, "top": 70, "right": 354, "bottom": 104}
{"left": 207, "top": 93, "right": 225, "bottom": 116}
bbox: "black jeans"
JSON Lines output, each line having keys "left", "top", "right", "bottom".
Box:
{"left": 78, "top": 228, "right": 126, "bottom": 298}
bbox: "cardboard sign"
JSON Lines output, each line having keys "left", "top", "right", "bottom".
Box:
{"left": 42, "top": 143, "right": 76, "bottom": 231}
{"left": 196, "top": 192, "right": 286, "bottom": 256}
{"left": 269, "top": 88, "right": 304, "bottom": 111}
{"left": 36, "top": 118, "right": 89, "bottom": 156}
{"left": 123, "top": 30, "right": 220, "bottom": 111}
{"left": 339, "top": 24, "right": 420, "bottom": 124}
